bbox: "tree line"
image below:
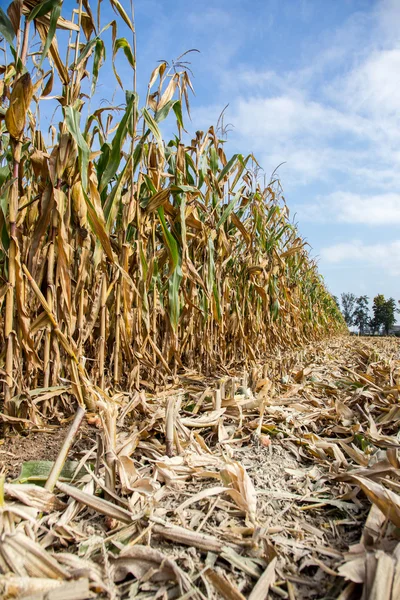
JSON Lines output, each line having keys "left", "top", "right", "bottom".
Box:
{"left": 334, "top": 294, "right": 400, "bottom": 336}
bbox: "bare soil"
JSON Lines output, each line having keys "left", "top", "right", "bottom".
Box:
{"left": 0, "top": 423, "right": 96, "bottom": 479}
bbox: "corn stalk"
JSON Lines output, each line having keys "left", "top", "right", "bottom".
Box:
{"left": 0, "top": 0, "right": 345, "bottom": 421}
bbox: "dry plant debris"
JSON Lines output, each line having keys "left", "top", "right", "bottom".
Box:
{"left": 1, "top": 335, "right": 400, "bottom": 599}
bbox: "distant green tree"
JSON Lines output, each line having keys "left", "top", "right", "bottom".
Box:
{"left": 371, "top": 295, "right": 399, "bottom": 335}
{"left": 333, "top": 295, "right": 340, "bottom": 310}
{"left": 353, "top": 295, "right": 369, "bottom": 335}
{"left": 383, "top": 297, "right": 398, "bottom": 335}
{"left": 371, "top": 294, "right": 386, "bottom": 334}
{"left": 341, "top": 293, "right": 356, "bottom": 327}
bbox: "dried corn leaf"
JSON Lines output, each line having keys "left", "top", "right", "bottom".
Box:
{"left": 4, "top": 483, "right": 66, "bottom": 512}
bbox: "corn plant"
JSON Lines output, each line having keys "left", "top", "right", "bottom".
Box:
{"left": 0, "top": 0, "right": 344, "bottom": 418}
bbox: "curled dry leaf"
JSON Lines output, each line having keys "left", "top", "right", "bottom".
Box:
{"left": 4, "top": 483, "right": 66, "bottom": 513}
{"left": 111, "top": 544, "right": 192, "bottom": 594}
{"left": 56, "top": 482, "right": 134, "bottom": 524}
{"left": 0, "top": 532, "right": 69, "bottom": 579}
{"left": 221, "top": 460, "right": 257, "bottom": 523}
{"left": 180, "top": 408, "right": 226, "bottom": 428}
{"left": 338, "top": 473, "right": 400, "bottom": 528}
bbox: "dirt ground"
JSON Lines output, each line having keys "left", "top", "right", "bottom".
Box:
{"left": 1, "top": 424, "right": 95, "bottom": 480}
{"left": 1, "top": 335, "right": 400, "bottom": 599}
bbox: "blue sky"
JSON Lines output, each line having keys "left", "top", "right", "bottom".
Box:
{"left": 31, "top": 0, "right": 400, "bottom": 305}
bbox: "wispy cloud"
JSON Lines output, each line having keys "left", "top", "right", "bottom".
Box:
{"left": 300, "top": 192, "right": 400, "bottom": 225}
{"left": 320, "top": 240, "right": 400, "bottom": 275}
{"left": 191, "top": 0, "right": 400, "bottom": 195}
{"left": 160, "top": 0, "right": 400, "bottom": 298}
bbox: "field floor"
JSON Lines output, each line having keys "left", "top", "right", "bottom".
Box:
{"left": 1, "top": 336, "right": 400, "bottom": 600}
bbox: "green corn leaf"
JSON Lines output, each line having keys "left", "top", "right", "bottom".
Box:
{"left": 0, "top": 183, "right": 10, "bottom": 252}
{"left": 113, "top": 38, "right": 135, "bottom": 89}
{"left": 178, "top": 190, "right": 187, "bottom": 254}
{"left": 75, "top": 20, "right": 115, "bottom": 69}
{"left": 157, "top": 206, "right": 179, "bottom": 275}
{"left": 39, "top": 0, "right": 62, "bottom": 67}
{"left": 143, "top": 174, "right": 157, "bottom": 195}
{"left": 139, "top": 242, "right": 148, "bottom": 280}
{"left": 231, "top": 154, "right": 250, "bottom": 191}
{"left": 155, "top": 99, "right": 178, "bottom": 124}
{"left": 168, "top": 267, "right": 182, "bottom": 331}
{"left": 125, "top": 90, "right": 139, "bottom": 137}
{"left": 64, "top": 106, "right": 90, "bottom": 191}
{"left": 216, "top": 189, "right": 242, "bottom": 229}
{"left": 132, "top": 141, "right": 144, "bottom": 175}
{"left": 217, "top": 154, "right": 239, "bottom": 183}
{"left": 271, "top": 299, "right": 280, "bottom": 321}
{"left": 104, "top": 156, "right": 132, "bottom": 231}
{"left": 209, "top": 146, "right": 218, "bottom": 174}
{"left": 142, "top": 108, "right": 165, "bottom": 162}
{"left": 0, "top": 166, "right": 10, "bottom": 187}
{"left": 119, "top": 39, "right": 134, "bottom": 67}
{"left": 207, "top": 237, "right": 215, "bottom": 293}
{"left": 91, "top": 39, "right": 105, "bottom": 96}
{"left": 15, "top": 460, "right": 89, "bottom": 485}
{"left": 0, "top": 8, "right": 15, "bottom": 46}
{"left": 96, "top": 142, "right": 110, "bottom": 191}
{"left": 75, "top": 37, "right": 98, "bottom": 68}
{"left": 172, "top": 100, "right": 185, "bottom": 130}
{"left": 185, "top": 152, "right": 196, "bottom": 179}
{"left": 171, "top": 184, "right": 199, "bottom": 194}
{"left": 27, "top": 0, "right": 59, "bottom": 21}
{"left": 99, "top": 95, "right": 134, "bottom": 194}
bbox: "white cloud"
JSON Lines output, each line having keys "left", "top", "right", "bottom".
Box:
{"left": 375, "top": 0, "right": 400, "bottom": 45}
{"left": 234, "top": 95, "right": 365, "bottom": 139}
{"left": 192, "top": 94, "right": 371, "bottom": 185}
{"left": 191, "top": 0, "right": 400, "bottom": 193}
{"left": 336, "top": 49, "right": 400, "bottom": 117}
{"left": 320, "top": 240, "right": 400, "bottom": 275}
{"left": 185, "top": 0, "right": 400, "bottom": 299}
{"left": 300, "top": 191, "right": 400, "bottom": 225}
{"left": 195, "top": 91, "right": 396, "bottom": 189}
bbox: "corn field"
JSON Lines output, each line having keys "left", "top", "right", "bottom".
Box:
{"left": 0, "top": 0, "right": 344, "bottom": 418}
